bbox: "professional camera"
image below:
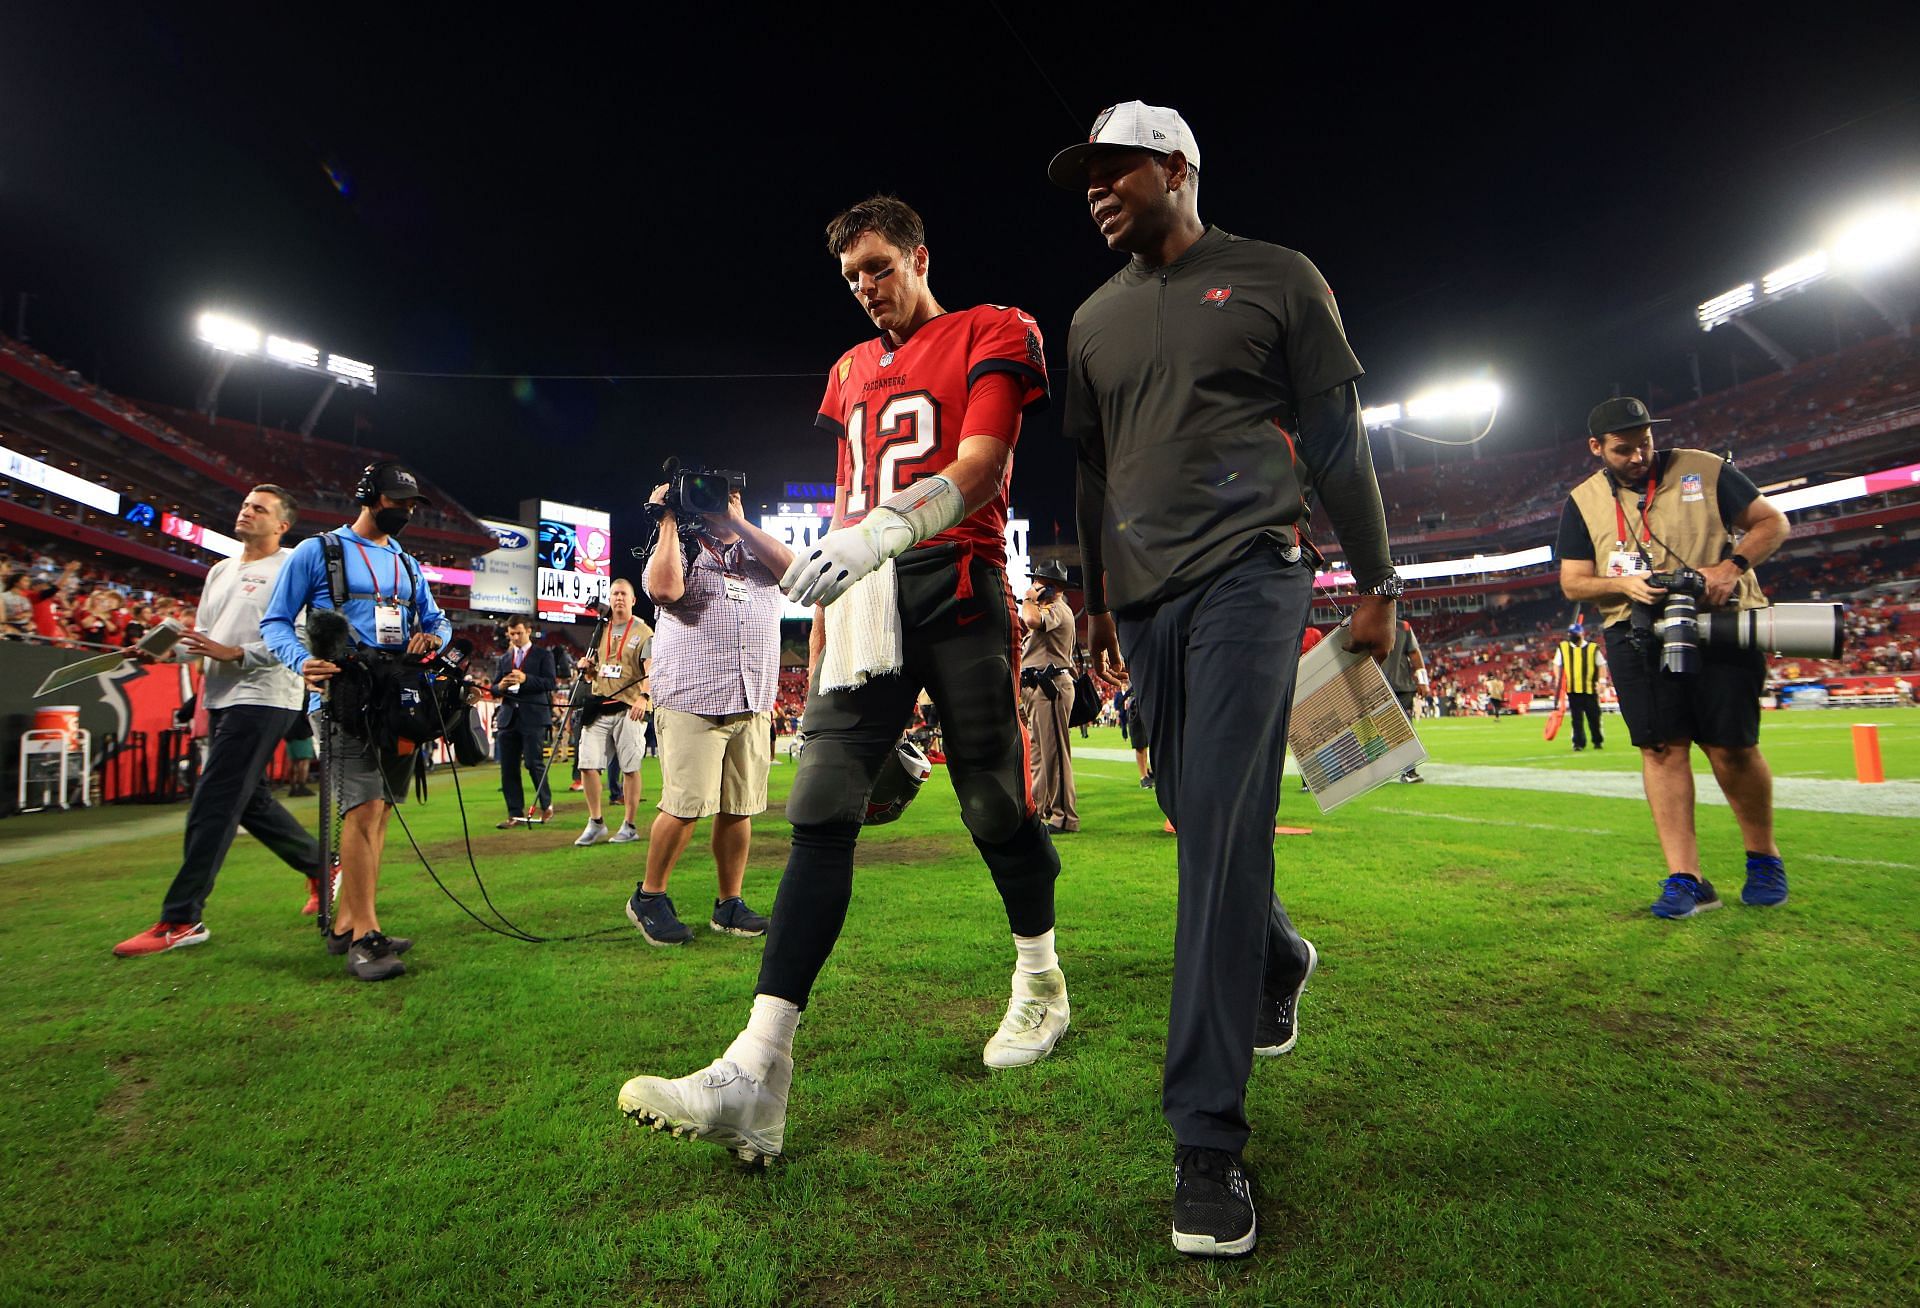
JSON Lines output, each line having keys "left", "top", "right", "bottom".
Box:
{"left": 1629, "top": 567, "right": 1843, "bottom": 674}
{"left": 666, "top": 461, "right": 745, "bottom": 517}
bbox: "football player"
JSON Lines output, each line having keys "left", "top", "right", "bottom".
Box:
{"left": 618, "top": 195, "right": 1066, "bottom": 1162}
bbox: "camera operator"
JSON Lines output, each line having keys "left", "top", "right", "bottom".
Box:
{"left": 1558, "top": 397, "right": 1792, "bottom": 919}
{"left": 112, "top": 486, "right": 324, "bottom": 957}
{"left": 261, "top": 462, "right": 452, "bottom": 980}
{"left": 628, "top": 479, "right": 791, "bottom": 944}
{"left": 573, "top": 579, "right": 652, "bottom": 846}
{"left": 492, "top": 616, "right": 557, "bottom": 828}
{"left": 1018, "top": 560, "right": 1079, "bottom": 833}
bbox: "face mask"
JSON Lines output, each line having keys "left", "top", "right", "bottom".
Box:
{"left": 374, "top": 506, "right": 413, "bottom": 537}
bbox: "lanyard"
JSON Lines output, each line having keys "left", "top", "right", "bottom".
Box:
{"left": 351, "top": 541, "right": 403, "bottom": 602}
{"left": 604, "top": 617, "right": 638, "bottom": 665}
{"left": 1611, "top": 464, "right": 1659, "bottom": 549}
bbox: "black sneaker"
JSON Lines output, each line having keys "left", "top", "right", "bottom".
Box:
{"left": 345, "top": 931, "right": 407, "bottom": 981}
{"left": 626, "top": 889, "right": 693, "bottom": 946}
{"left": 1172, "top": 1146, "right": 1257, "bottom": 1257}
{"left": 1254, "top": 939, "right": 1318, "bottom": 1057}
{"left": 1140, "top": 771, "right": 1155, "bottom": 790}
{"left": 327, "top": 929, "right": 413, "bottom": 957}
{"left": 710, "top": 897, "right": 770, "bottom": 938}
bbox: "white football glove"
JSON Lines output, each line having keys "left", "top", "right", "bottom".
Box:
{"left": 781, "top": 474, "right": 969, "bottom": 608}
{"left": 781, "top": 514, "right": 910, "bottom": 607}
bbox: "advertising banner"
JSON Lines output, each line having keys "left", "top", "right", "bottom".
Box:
{"left": 471, "top": 519, "right": 537, "bottom": 615}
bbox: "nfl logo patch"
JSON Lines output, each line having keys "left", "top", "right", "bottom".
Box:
{"left": 1681, "top": 472, "right": 1704, "bottom": 501}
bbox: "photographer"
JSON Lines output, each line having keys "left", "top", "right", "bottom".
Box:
{"left": 572, "top": 579, "right": 652, "bottom": 846}
{"left": 261, "top": 462, "right": 451, "bottom": 980}
{"left": 492, "top": 616, "right": 557, "bottom": 828}
{"left": 628, "top": 478, "right": 790, "bottom": 944}
{"left": 1558, "top": 397, "right": 1791, "bottom": 919}
{"left": 1018, "top": 560, "right": 1078, "bottom": 833}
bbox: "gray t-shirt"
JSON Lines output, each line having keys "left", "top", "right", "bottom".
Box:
{"left": 197, "top": 549, "right": 306, "bottom": 711}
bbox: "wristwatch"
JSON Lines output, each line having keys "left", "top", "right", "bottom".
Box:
{"left": 1359, "top": 572, "right": 1405, "bottom": 600}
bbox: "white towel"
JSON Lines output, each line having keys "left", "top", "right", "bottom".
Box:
{"left": 817, "top": 558, "right": 904, "bottom": 691}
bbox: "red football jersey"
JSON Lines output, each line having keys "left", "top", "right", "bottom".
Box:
{"left": 815, "top": 304, "right": 1048, "bottom": 566}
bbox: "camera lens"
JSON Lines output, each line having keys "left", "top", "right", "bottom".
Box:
{"left": 1659, "top": 593, "right": 1699, "bottom": 674}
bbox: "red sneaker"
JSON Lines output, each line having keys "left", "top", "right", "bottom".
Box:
{"left": 113, "top": 922, "right": 210, "bottom": 957}
{"left": 302, "top": 877, "right": 321, "bottom": 915}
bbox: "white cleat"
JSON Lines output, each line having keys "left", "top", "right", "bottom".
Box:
{"left": 617, "top": 1056, "right": 791, "bottom": 1165}
{"left": 574, "top": 820, "right": 609, "bottom": 847}
{"left": 983, "top": 967, "right": 1070, "bottom": 1070}
{"left": 608, "top": 822, "right": 641, "bottom": 844}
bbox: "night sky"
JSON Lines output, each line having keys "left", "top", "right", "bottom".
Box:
{"left": 4, "top": 5, "right": 1918, "bottom": 562}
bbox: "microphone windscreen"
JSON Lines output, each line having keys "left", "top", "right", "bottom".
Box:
{"left": 308, "top": 607, "right": 355, "bottom": 661}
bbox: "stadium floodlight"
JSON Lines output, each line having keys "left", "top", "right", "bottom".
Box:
{"left": 326, "top": 354, "right": 376, "bottom": 386}
{"left": 1696, "top": 283, "right": 1755, "bottom": 331}
{"left": 1762, "top": 250, "right": 1828, "bottom": 297}
{"left": 1405, "top": 381, "right": 1500, "bottom": 422}
{"left": 197, "top": 312, "right": 261, "bottom": 355}
{"left": 1361, "top": 403, "right": 1402, "bottom": 429}
{"left": 1830, "top": 202, "right": 1920, "bottom": 273}
{"left": 266, "top": 335, "right": 320, "bottom": 368}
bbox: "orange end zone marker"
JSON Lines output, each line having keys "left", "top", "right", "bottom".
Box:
{"left": 1853, "top": 724, "right": 1885, "bottom": 784}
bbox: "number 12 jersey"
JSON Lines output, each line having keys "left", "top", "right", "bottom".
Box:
{"left": 815, "top": 305, "right": 1048, "bottom": 567}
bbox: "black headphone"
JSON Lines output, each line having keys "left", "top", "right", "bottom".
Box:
{"left": 355, "top": 460, "right": 395, "bottom": 507}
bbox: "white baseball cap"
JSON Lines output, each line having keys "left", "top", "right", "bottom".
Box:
{"left": 1047, "top": 101, "right": 1200, "bottom": 189}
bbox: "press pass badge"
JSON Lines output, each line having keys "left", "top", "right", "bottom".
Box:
{"left": 724, "top": 574, "right": 748, "bottom": 602}
{"left": 374, "top": 602, "right": 406, "bottom": 646}
{"left": 1605, "top": 550, "right": 1651, "bottom": 578}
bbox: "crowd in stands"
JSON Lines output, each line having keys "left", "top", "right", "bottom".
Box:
{"left": 1, "top": 538, "right": 200, "bottom": 645}
{"left": 1373, "top": 332, "right": 1920, "bottom": 542}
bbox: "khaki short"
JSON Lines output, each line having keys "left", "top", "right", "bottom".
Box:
{"left": 579, "top": 710, "right": 645, "bottom": 774}
{"left": 654, "top": 707, "right": 770, "bottom": 819}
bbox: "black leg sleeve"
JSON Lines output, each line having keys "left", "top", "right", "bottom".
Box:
{"left": 753, "top": 821, "right": 861, "bottom": 1009}
{"left": 972, "top": 816, "right": 1060, "bottom": 938}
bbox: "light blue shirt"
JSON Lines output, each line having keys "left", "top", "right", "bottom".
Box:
{"left": 261, "top": 526, "right": 453, "bottom": 708}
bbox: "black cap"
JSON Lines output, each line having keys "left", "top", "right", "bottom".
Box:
{"left": 371, "top": 463, "right": 432, "bottom": 504}
{"left": 1587, "top": 396, "right": 1669, "bottom": 438}
{"left": 1031, "top": 560, "right": 1071, "bottom": 585}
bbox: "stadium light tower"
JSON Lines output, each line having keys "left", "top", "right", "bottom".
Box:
{"left": 194, "top": 310, "right": 378, "bottom": 432}
{"left": 1362, "top": 377, "right": 1502, "bottom": 471}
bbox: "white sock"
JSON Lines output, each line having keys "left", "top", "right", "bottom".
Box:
{"left": 1014, "top": 929, "right": 1058, "bottom": 976}
{"left": 723, "top": 994, "right": 800, "bottom": 1081}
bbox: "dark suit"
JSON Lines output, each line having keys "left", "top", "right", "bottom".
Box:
{"left": 494, "top": 643, "right": 556, "bottom": 817}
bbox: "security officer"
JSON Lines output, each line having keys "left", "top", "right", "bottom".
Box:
{"left": 1553, "top": 621, "right": 1606, "bottom": 751}
{"left": 1384, "top": 619, "right": 1427, "bottom": 782}
{"left": 1557, "top": 396, "right": 1791, "bottom": 920}
{"left": 1019, "top": 560, "right": 1079, "bottom": 832}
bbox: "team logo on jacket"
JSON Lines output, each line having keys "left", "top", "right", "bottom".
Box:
{"left": 1681, "top": 473, "right": 1704, "bottom": 502}
{"left": 1203, "top": 286, "right": 1233, "bottom": 305}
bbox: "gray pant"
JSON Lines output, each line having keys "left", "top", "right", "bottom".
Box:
{"left": 1119, "top": 545, "right": 1314, "bottom": 1153}
{"left": 160, "top": 705, "right": 320, "bottom": 924}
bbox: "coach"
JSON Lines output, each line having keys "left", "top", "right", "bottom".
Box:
{"left": 1052, "top": 100, "right": 1398, "bottom": 1257}
{"left": 492, "top": 616, "right": 556, "bottom": 828}
{"left": 1557, "top": 396, "right": 1791, "bottom": 920}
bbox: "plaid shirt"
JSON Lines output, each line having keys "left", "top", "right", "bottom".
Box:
{"left": 644, "top": 534, "right": 781, "bottom": 715}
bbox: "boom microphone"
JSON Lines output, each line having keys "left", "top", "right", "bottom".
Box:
{"left": 308, "top": 607, "right": 355, "bottom": 662}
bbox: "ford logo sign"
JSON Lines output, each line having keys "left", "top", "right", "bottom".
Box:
{"left": 490, "top": 527, "right": 530, "bottom": 550}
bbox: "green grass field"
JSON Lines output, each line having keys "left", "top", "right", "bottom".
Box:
{"left": 3, "top": 709, "right": 1916, "bottom": 1306}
